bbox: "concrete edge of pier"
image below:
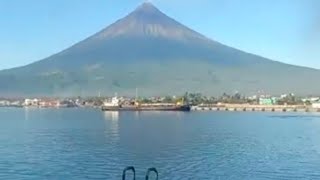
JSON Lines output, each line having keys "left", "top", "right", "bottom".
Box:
{"left": 191, "top": 105, "right": 320, "bottom": 113}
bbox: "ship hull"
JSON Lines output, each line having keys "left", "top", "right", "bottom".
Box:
{"left": 102, "top": 105, "right": 191, "bottom": 112}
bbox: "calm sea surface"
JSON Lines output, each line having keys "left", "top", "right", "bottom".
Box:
{"left": 1, "top": 108, "right": 320, "bottom": 179}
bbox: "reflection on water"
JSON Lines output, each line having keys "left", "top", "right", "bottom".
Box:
{"left": 103, "top": 111, "right": 120, "bottom": 140}
{"left": 133, "top": 111, "right": 185, "bottom": 120}
{"left": 24, "top": 108, "right": 30, "bottom": 121}
{"left": 103, "top": 111, "right": 119, "bottom": 121}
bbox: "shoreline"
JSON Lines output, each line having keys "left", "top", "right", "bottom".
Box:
{"left": 192, "top": 104, "right": 320, "bottom": 113}
{"left": 1, "top": 105, "right": 320, "bottom": 113}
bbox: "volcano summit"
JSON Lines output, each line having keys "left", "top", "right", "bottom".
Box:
{"left": 1, "top": 2, "right": 319, "bottom": 96}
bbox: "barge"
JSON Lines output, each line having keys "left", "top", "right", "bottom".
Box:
{"left": 101, "top": 96, "right": 191, "bottom": 112}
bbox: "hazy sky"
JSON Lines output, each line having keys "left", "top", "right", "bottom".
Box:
{"left": 0, "top": 0, "right": 319, "bottom": 70}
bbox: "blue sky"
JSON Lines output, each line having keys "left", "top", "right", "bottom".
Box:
{"left": 0, "top": 0, "right": 319, "bottom": 70}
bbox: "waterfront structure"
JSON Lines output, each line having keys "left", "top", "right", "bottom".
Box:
{"left": 24, "top": 99, "right": 40, "bottom": 106}
{"left": 259, "top": 97, "right": 277, "bottom": 105}
{"left": 39, "top": 100, "right": 60, "bottom": 108}
{"left": 302, "top": 97, "right": 320, "bottom": 103}
{"left": 312, "top": 102, "right": 320, "bottom": 109}
{"left": 103, "top": 96, "right": 120, "bottom": 107}
{"left": 192, "top": 104, "right": 320, "bottom": 112}
{"left": 0, "top": 100, "right": 10, "bottom": 106}
{"left": 102, "top": 96, "right": 191, "bottom": 111}
{"left": 22, "top": 98, "right": 76, "bottom": 108}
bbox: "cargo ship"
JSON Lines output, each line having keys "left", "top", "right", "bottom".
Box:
{"left": 101, "top": 96, "right": 191, "bottom": 112}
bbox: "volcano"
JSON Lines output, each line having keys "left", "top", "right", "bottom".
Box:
{"left": 1, "top": 2, "right": 319, "bottom": 96}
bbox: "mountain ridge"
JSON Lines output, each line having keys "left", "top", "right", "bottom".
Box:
{"left": 0, "top": 2, "right": 319, "bottom": 97}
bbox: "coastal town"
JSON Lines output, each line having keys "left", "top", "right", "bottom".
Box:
{"left": 1, "top": 92, "right": 320, "bottom": 112}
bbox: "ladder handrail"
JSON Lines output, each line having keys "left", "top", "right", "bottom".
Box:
{"left": 145, "top": 167, "right": 159, "bottom": 180}
{"left": 122, "top": 166, "right": 136, "bottom": 180}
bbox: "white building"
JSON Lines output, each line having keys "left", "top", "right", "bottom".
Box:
{"left": 312, "top": 102, "right": 320, "bottom": 109}
{"left": 24, "top": 99, "right": 40, "bottom": 106}
{"left": 0, "top": 100, "right": 10, "bottom": 106}
{"left": 302, "top": 97, "right": 320, "bottom": 103}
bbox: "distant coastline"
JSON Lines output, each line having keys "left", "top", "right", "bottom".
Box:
{"left": 1, "top": 101, "right": 320, "bottom": 114}
{"left": 1, "top": 92, "right": 320, "bottom": 113}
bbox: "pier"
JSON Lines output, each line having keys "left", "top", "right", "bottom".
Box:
{"left": 191, "top": 104, "right": 320, "bottom": 113}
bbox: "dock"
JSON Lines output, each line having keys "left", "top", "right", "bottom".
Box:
{"left": 191, "top": 104, "right": 320, "bottom": 113}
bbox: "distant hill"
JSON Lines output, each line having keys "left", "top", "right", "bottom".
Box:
{"left": 1, "top": 2, "right": 320, "bottom": 97}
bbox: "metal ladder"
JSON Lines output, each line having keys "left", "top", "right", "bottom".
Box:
{"left": 122, "top": 166, "right": 158, "bottom": 180}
